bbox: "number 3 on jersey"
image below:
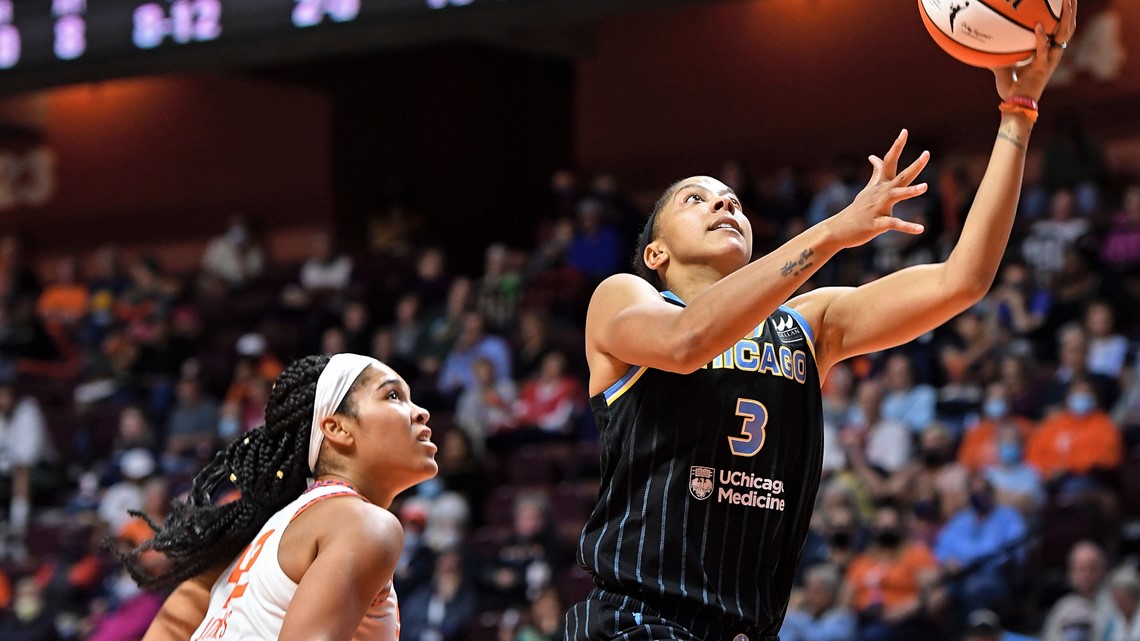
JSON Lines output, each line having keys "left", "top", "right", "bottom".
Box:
{"left": 728, "top": 398, "right": 768, "bottom": 457}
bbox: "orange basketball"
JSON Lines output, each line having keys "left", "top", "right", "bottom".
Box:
{"left": 918, "top": 0, "right": 1061, "bottom": 68}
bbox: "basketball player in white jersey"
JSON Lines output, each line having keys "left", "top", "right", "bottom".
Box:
{"left": 117, "top": 354, "right": 438, "bottom": 641}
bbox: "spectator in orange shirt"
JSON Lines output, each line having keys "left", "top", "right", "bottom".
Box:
{"left": 959, "top": 382, "right": 1035, "bottom": 473}
{"left": 844, "top": 501, "right": 945, "bottom": 641}
{"left": 1026, "top": 379, "right": 1122, "bottom": 494}
{"left": 36, "top": 257, "right": 89, "bottom": 327}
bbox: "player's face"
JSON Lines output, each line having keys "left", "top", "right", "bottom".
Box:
{"left": 654, "top": 176, "right": 752, "bottom": 275}
{"left": 348, "top": 364, "right": 438, "bottom": 490}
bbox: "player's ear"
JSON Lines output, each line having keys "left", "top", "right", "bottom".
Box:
{"left": 321, "top": 415, "right": 355, "bottom": 447}
{"left": 644, "top": 240, "right": 668, "bottom": 271}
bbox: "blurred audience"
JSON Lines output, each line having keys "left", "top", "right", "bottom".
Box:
{"left": 0, "top": 120, "right": 1136, "bottom": 641}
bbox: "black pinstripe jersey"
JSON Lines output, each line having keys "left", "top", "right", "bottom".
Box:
{"left": 577, "top": 291, "right": 824, "bottom": 636}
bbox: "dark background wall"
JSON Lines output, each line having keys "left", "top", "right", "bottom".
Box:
{"left": 0, "top": 0, "right": 1135, "bottom": 274}
{"left": 574, "top": 0, "right": 1140, "bottom": 182}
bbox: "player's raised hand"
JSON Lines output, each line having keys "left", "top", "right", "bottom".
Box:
{"left": 824, "top": 129, "right": 929, "bottom": 249}
{"left": 993, "top": 0, "right": 1076, "bottom": 101}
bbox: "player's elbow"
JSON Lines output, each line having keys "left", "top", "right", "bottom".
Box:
{"left": 942, "top": 267, "right": 994, "bottom": 308}
{"left": 665, "top": 329, "right": 712, "bottom": 375}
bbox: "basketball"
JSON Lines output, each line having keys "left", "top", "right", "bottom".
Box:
{"left": 918, "top": 0, "right": 1062, "bottom": 68}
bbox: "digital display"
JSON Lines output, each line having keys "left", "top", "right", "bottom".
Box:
{"left": 0, "top": 0, "right": 507, "bottom": 75}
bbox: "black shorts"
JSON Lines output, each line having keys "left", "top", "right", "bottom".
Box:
{"left": 564, "top": 589, "right": 777, "bottom": 641}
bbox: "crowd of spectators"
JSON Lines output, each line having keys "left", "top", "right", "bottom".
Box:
{"left": 0, "top": 117, "right": 1137, "bottom": 641}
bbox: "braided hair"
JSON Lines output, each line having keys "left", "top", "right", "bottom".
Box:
{"left": 632, "top": 180, "right": 684, "bottom": 291}
{"left": 116, "top": 354, "right": 365, "bottom": 589}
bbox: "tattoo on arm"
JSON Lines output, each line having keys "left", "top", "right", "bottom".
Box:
{"left": 781, "top": 247, "right": 816, "bottom": 278}
{"left": 997, "top": 125, "right": 1026, "bottom": 151}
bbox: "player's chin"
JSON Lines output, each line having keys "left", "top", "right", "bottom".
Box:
{"left": 416, "top": 458, "right": 440, "bottom": 480}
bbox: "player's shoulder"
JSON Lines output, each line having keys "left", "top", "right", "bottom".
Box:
{"left": 592, "top": 273, "right": 660, "bottom": 301}
{"left": 301, "top": 493, "right": 403, "bottom": 550}
{"left": 587, "top": 273, "right": 667, "bottom": 323}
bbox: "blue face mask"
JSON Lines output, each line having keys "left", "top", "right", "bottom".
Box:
{"left": 984, "top": 398, "right": 1009, "bottom": 419}
{"left": 1067, "top": 393, "right": 1096, "bottom": 416}
{"left": 998, "top": 442, "right": 1022, "bottom": 466}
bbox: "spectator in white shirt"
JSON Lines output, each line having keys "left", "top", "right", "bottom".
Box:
{"left": 299, "top": 232, "right": 353, "bottom": 294}
{"left": 0, "top": 377, "right": 50, "bottom": 536}
{"left": 200, "top": 215, "right": 265, "bottom": 289}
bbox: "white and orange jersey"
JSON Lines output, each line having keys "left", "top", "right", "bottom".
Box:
{"left": 190, "top": 481, "right": 400, "bottom": 641}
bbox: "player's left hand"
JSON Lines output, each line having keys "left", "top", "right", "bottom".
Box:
{"left": 992, "top": 0, "right": 1077, "bottom": 102}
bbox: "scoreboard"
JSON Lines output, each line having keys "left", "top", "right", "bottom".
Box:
{"left": 0, "top": 0, "right": 513, "bottom": 76}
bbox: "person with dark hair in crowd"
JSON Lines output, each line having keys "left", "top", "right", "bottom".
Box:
{"left": 434, "top": 428, "right": 488, "bottom": 526}
{"left": 959, "top": 382, "right": 1035, "bottom": 474}
{"left": 400, "top": 547, "right": 479, "bottom": 641}
{"left": 513, "top": 309, "right": 557, "bottom": 383}
{"left": 934, "top": 475, "right": 1028, "bottom": 619}
{"left": 513, "top": 585, "right": 567, "bottom": 641}
{"left": 844, "top": 500, "right": 946, "bottom": 641}
{"left": 119, "top": 354, "right": 438, "bottom": 641}
{"left": 512, "top": 351, "right": 585, "bottom": 441}
{"left": 1026, "top": 378, "right": 1122, "bottom": 497}
{"left": 437, "top": 311, "right": 512, "bottom": 398}
{"left": 485, "top": 490, "right": 562, "bottom": 612}
{"left": 1042, "top": 325, "right": 1119, "bottom": 414}
{"left": 161, "top": 375, "right": 219, "bottom": 474}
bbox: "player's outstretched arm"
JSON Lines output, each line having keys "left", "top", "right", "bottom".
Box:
{"left": 791, "top": 0, "right": 1077, "bottom": 377}
{"left": 278, "top": 500, "right": 403, "bottom": 641}
{"left": 586, "top": 133, "right": 928, "bottom": 383}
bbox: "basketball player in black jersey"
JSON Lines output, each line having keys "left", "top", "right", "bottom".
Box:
{"left": 567, "top": 4, "right": 1076, "bottom": 640}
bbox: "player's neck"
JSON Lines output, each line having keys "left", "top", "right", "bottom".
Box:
{"left": 315, "top": 472, "right": 397, "bottom": 508}
{"left": 662, "top": 264, "right": 728, "bottom": 304}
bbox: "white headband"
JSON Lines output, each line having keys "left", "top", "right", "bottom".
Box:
{"left": 309, "top": 353, "right": 381, "bottom": 474}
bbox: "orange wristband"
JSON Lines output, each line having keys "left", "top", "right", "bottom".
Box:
{"left": 999, "top": 100, "right": 1039, "bottom": 123}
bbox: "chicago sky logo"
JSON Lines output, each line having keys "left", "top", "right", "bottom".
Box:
{"left": 689, "top": 466, "right": 714, "bottom": 500}
{"left": 772, "top": 315, "right": 804, "bottom": 344}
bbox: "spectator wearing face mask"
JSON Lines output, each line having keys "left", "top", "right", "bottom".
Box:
{"left": 843, "top": 501, "right": 946, "bottom": 641}
{"left": 959, "top": 382, "right": 1036, "bottom": 474}
{"left": 984, "top": 427, "right": 1045, "bottom": 515}
{"left": 1042, "top": 326, "right": 1120, "bottom": 416}
{"left": 1025, "top": 379, "right": 1122, "bottom": 494}
{"left": 934, "top": 475, "right": 1027, "bottom": 618}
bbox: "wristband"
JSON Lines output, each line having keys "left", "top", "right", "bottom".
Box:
{"left": 999, "top": 97, "right": 1039, "bottom": 123}
{"left": 1004, "top": 95, "right": 1039, "bottom": 111}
